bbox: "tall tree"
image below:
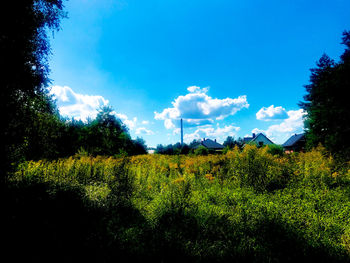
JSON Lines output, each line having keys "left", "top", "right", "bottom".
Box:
{"left": 300, "top": 31, "right": 350, "bottom": 158}
{"left": 0, "top": 1, "right": 66, "bottom": 178}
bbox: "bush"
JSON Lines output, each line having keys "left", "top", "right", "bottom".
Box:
{"left": 194, "top": 146, "right": 209, "bottom": 156}
{"left": 267, "top": 144, "right": 284, "bottom": 156}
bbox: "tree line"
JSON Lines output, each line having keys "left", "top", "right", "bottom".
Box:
{"left": 0, "top": 1, "right": 146, "bottom": 182}
{"left": 26, "top": 105, "right": 147, "bottom": 160}
{"left": 155, "top": 136, "right": 245, "bottom": 155}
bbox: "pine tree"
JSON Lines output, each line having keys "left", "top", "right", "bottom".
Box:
{"left": 300, "top": 31, "right": 350, "bottom": 158}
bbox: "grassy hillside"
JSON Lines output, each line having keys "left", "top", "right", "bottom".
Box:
{"left": 3, "top": 145, "right": 350, "bottom": 262}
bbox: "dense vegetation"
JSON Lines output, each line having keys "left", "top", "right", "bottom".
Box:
{"left": 155, "top": 136, "right": 245, "bottom": 155}
{"left": 29, "top": 105, "right": 148, "bottom": 159}
{"left": 1, "top": 0, "right": 66, "bottom": 179}
{"left": 2, "top": 1, "right": 350, "bottom": 262}
{"left": 300, "top": 31, "right": 350, "bottom": 158}
{"left": 4, "top": 146, "right": 350, "bottom": 262}
{"left": 0, "top": 1, "right": 147, "bottom": 182}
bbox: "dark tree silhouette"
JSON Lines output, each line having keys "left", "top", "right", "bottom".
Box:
{"left": 300, "top": 31, "right": 350, "bottom": 158}
{"left": 0, "top": 1, "right": 66, "bottom": 180}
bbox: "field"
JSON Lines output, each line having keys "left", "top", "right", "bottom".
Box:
{"left": 4, "top": 145, "right": 350, "bottom": 262}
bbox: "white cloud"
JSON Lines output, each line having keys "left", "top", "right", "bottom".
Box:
{"left": 154, "top": 86, "right": 249, "bottom": 129}
{"left": 187, "top": 85, "right": 209, "bottom": 93}
{"left": 252, "top": 109, "right": 306, "bottom": 143}
{"left": 251, "top": 128, "right": 265, "bottom": 135}
{"left": 184, "top": 124, "right": 240, "bottom": 143}
{"left": 115, "top": 113, "right": 137, "bottom": 130}
{"left": 49, "top": 86, "right": 142, "bottom": 133}
{"left": 256, "top": 105, "right": 288, "bottom": 121}
{"left": 164, "top": 119, "right": 175, "bottom": 129}
{"left": 135, "top": 127, "right": 154, "bottom": 135}
{"left": 49, "top": 85, "right": 109, "bottom": 121}
{"left": 266, "top": 109, "right": 305, "bottom": 134}
{"left": 141, "top": 120, "right": 150, "bottom": 125}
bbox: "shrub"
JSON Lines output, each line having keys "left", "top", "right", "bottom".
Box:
{"left": 194, "top": 146, "right": 209, "bottom": 156}
{"left": 267, "top": 144, "right": 284, "bottom": 156}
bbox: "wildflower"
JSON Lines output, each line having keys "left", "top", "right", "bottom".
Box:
{"left": 173, "top": 177, "right": 185, "bottom": 184}
{"left": 205, "top": 173, "right": 214, "bottom": 181}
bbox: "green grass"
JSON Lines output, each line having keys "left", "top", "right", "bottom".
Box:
{"left": 3, "top": 146, "right": 350, "bottom": 262}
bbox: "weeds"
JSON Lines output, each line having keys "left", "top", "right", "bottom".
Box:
{"left": 5, "top": 145, "right": 350, "bottom": 262}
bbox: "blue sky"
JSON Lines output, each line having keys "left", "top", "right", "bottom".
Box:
{"left": 48, "top": 0, "right": 350, "bottom": 147}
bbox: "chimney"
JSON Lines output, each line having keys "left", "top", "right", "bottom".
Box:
{"left": 180, "top": 118, "right": 183, "bottom": 145}
{"left": 252, "top": 133, "right": 256, "bottom": 138}
{"left": 214, "top": 139, "right": 216, "bottom": 142}
{"left": 203, "top": 138, "right": 206, "bottom": 141}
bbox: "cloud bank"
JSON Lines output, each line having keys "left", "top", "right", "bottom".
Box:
{"left": 49, "top": 85, "right": 154, "bottom": 136}
{"left": 49, "top": 85, "right": 109, "bottom": 122}
{"left": 256, "top": 105, "right": 288, "bottom": 121}
{"left": 154, "top": 86, "right": 249, "bottom": 129}
{"left": 135, "top": 127, "right": 154, "bottom": 135}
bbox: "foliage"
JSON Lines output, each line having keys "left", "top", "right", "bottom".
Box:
{"left": 0, "top": 1, "right": 147, "bottom": 182}
{"left": 194, "top": 145, "right": 209, "bottom": 155}
{"left": 223, "top": 136, "right": 244, "bottom": 150}
{"left": 8, "top": 105, "right": 148, "bottom": 162}
{"left": 267, "top": 144, "right": 284, "bottom": 156}
{"left": 300, "top": 30, "right": 350, "bottom": 158}
{"left": 6, "top": 146, "right": 350, "bottom": 262}
{"left": 223, "top": 136, "right": 236, "bottom": 148}
{"left": 156, "top": 142, "right": 190, "bottom": 155}
{"left": 0, "top": 0, "right": 66, "bottom": 180}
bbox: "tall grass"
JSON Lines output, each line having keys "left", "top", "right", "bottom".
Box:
{"left": 6, "top": 145, "right": 350, "bottom": 262}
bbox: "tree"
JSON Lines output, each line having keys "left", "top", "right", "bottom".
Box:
{"left": 85, "top": 106, "right": 130, "bottom": 156}
{"left": 132, "top": 137, "right": 148, "bottom": 155}
{"left": 189, "top": 139, "right": 201, "bottom": 149}
{"left": 223, "top": 136, "right": 236, "bottom": 149}
{"left": 155, "top": 144, "right": 165, "bottom": 154}
{"left": 180, "top": 144, "right": 191, "bottom": 154}
{"left": 0, "top": 1, "right": 66, "bottom": 179}
{"left": 155, "top": 142, "right": 190, "bottom": 155}
{"left": 299, "top": 31, "right": 350, "bottom": 158}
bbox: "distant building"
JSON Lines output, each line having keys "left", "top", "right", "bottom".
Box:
{"left": 147, "top": 147, "right": 156, "bottom": 154}
{"left": 282, "top": 133, "right": 306, "bottom": 153}
{"left": 243, "top": 133, "right": 274, "bottom": 147}
{"left": 194, "top": 138, "right": 225, "bottom": 151}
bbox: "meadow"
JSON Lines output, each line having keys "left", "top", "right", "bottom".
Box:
{"left": 4, "top": 145, "right": 350, "bottom": 262}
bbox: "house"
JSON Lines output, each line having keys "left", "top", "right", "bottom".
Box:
{"left": 243, "top": 133, "right": 274, "bottom": 147}
{"left": 194, "top": 138, "right": 224, "bottom": 151}
{"left": 282, "top": 133, "right": 306, "bottom": 153}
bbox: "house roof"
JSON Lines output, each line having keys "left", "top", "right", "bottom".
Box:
{"left": 244, "top": 133, "right": 274, "bottom": 144}
{"left": 250, "top": 133, "right": 274, "bottom": 144}
{"left": 196, "top": 138, "right": 224, "bottom": 149}
{"left": 282, "top": 133, "right": 305, "bottom": 147}
{"left": 243, "top": 136, "right": 254, "bottom": 143}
